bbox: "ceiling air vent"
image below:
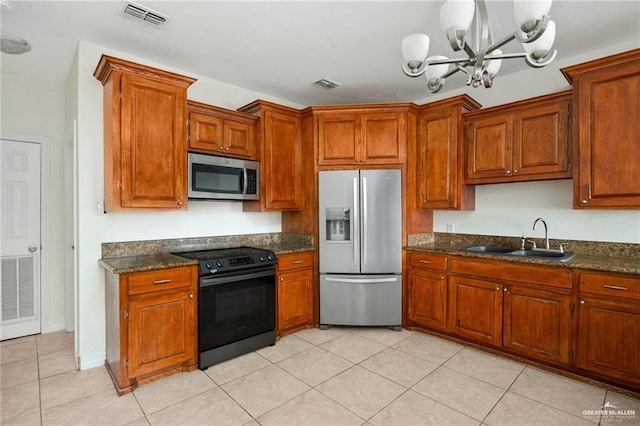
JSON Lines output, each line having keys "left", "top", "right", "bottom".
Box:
{"left": 314, "top": 78, "right": 341, "bottom": 90}
{"left": 121, "top": 1, "right": 169, "bottom": 28}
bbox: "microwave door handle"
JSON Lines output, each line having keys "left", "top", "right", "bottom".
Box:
{"left": 242, "top": 169, "right": 248, "bottom": 194}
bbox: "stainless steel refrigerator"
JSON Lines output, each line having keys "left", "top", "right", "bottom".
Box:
{"left": 318, "top": 169, "right": 402, "bottom": 329}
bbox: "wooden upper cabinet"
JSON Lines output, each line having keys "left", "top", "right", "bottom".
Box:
{"left": 187, "top": 100, "right": 257, "bottom": 160}
{"left": 238, "top": 100, "right": 303, "bottom": 211}
{"left": 562, "top": 49, "right": 640, "bottom": 209}
{"left": 465, "top": 91, "right": 572, "bottom": 184}
{"left": 315, "top": 107, "right": 407, "bottom": 166}
{"left": 416, "top": 95, "right": 480, "bottom": 210}
{"left": 94, "top": 55, "right": 196, "bottom": 211}
{"left": 317, "top": 113, "right": 360, "bottom": 164}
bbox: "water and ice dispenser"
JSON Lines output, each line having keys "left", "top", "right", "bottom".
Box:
{"left": 325, "top": 207, "right": 351, "bottom": 242}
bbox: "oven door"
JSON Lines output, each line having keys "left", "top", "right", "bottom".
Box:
{"left": 199, "top": 266, "right": 275, "bottom": 353}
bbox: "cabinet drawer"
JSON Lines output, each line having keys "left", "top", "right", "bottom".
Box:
{"left": 277, "top": 252, "right": 313, "bottom": 272}
{"left": 408, "top": 252, "right": 447, "bottom": 271}
{"left": 127, "top": 266, "right": 194, "bottom": 296}
{"left": 579, "top": 271, "right": 640, "bottom": 300}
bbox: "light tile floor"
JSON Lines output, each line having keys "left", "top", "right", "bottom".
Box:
{"left": 2, "top": 328, "right": 639, "bottom": 425}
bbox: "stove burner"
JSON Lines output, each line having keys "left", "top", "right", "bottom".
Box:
{"left": 173, "top": 246, "right": 276, "bottom": 276}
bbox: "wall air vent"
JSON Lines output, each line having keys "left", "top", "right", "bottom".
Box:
{"left": 314, "top": 78, "right": 341, "bottom": 89}
{"left": 121, "top": 1, "right": 169, "bottom": 28}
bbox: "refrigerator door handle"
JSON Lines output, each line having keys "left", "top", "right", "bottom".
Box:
{"left": 362, "top": 176, "right": 367, "bottom": 266}
{"left": 324, "top": 277, "right": 399, "bottom": 284}
{"left": 353, "top": 176, "right": 359, "bottom": 267}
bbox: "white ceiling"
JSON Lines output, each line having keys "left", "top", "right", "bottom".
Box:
{"left": 1, "top": 1, "right": 639, "bottom": 106}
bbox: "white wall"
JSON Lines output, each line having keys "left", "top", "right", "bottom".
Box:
{"left": 1, "top": 72, "right": 68, "bottom": 333}
{"left": 73, "top": 41, "right": 305, "bottom": 368}
{"left": 422, "top": 41, "right": 640, "bottom": 243}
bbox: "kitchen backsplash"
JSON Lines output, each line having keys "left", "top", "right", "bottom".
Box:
{"left": 102, "top": 232, "right": 313, "bottom": 258}
{"left": 409, "top": 232, "right": 640, "bottom": 259}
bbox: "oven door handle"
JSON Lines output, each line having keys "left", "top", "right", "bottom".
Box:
{"left": 200, "top": 268, "right": 275, "bottom": 287}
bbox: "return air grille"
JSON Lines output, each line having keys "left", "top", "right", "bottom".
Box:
{"left": 121, "top": 1, "right": 169, "bottom": 28}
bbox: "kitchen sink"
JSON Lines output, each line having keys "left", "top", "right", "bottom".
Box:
{"left": 463, "top": 246, "right": 575, "bottom": 262}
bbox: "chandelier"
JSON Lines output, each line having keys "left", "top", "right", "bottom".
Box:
{"left": 401, "top": 0, "right": 557, "bottom": 93}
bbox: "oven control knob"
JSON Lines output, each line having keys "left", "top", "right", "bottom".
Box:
{"left": 216, "top": 261, "right": 223, "bottom": 268}
{"left": 267, "top": 254, "right": 274, "bottom": 261}
{"left": 258, "top": 255, "right": 265, "bottom": 262}
{"left": 205, "top": 262, "right": 212, "bottom": 270}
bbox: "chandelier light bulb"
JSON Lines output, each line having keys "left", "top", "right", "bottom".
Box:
{"left": 523, "top": 20, "right": 555, "bottom": 58}
{"left": 485, "top": 49, "right": 503, "bottom": 77}
{"left": 513, "top": 0, "right": 553, "bottom": 31}
{"left": 425, "top": 55, "right": 450, "bottom": 81}
{"left": 440, "top": 0, "right": 475, "bottom": 33}
{"left": 402, "top": 34, "right": 430, "bottom": 71}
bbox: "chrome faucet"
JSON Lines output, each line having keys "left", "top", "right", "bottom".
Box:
{"left": 532, "top": 217, "right": 550, "bottom": 249}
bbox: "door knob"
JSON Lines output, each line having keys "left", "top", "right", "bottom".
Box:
{"left": 28, "top": 245, "right": 37, "bottom": 253}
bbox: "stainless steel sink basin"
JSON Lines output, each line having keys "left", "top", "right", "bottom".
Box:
{"left": 464, "top": 246, "right": 514, "bottom": 254}
{"left": 463, "top": 246, "right": 575, "bottom": 262}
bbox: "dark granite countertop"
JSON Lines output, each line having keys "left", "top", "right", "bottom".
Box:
{"left": 99, "top": 233, "right": 315, "bottom": 275}
{"left": 99, "top": 253, "right": 198, "bottom": 275}
{"left": 405, "top": 243, "right": 640, "bottom": 275}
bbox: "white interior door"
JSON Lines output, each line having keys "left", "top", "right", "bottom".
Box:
{"left": 1, "top": 139, "right": 41, "bottom": 340}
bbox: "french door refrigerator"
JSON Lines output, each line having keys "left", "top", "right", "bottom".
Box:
{"left": 319, "top": 169, "right": 402, "bottom": 329}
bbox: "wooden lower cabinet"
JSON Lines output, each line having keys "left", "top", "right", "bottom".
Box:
{"left": 577, "top": 271, "right": 640, "bottom": 387}
{"left": 406, "top": 253, "right": 448, "bottom": 331}
{"left": 105, "top": 266, "right": 197, "bottom": 395}
{"left": 449, "top": 275, "right": 503, "bottom": 346}
{"left": 276, "top": 252, "right": 315, "bottom": 335}
{"left": 503, "top": 284, "right": 571, "bottom": 364}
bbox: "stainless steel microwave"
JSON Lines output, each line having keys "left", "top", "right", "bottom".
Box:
{"left": 188, "top": 153, "right": 259, "bottom": 201}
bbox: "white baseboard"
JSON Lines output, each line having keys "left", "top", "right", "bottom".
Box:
{"left": 45, "top": 320, "right": 67, "bottom": 334}
{"left": 79, "top": 351, "right": 105, "bottom": 370}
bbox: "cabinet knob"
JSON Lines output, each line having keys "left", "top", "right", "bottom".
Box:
{"left": 440, "top": 275, "right": 445, "bottom": 280}
{"left": 225, "top": 147, "right": 229, "bottom": 151}
{"left": 178, "top": 201, "right": 183, "bottom": 207}
{"left": 581, "top": 200, "right": 587, "bottom": 204}
{"left": 503, "top": 287, "right": 508, "bottom": 292}
{"left": 496, "top": 286, "right": 500, "bottom": 291}
{"left": 505, "top": 170, "right": 511, "bottom": 175}
{"left": 219, "top": 146, "right": 224, "bottom": 151}
{"left": 580, "top": 300, "right": 585, "bottom": 304}
{"left": 189, "top": 293, "right": 194, "bottom": 299}
{"left": 280, "top": 277, "right": 284, "bottom": 282}
{"left": 513, "top": 169, "right": 518, "bottom": 174}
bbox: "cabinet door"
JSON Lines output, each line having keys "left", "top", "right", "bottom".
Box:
{"left": 408, "top": 268, "right": 447, "bottom": 331}
{"left": 128, "top": 290, "right": 196, "bottom": 378}
{"left": 263, "top": 110, "right": 302, "bottom": 210}
{"left": 418, "top": 109, "right": 460, "bottom": 209}
{"left": 361, "top": 112, "right": 405, "bottom": 164}
{"left": 224, "top": 120, "right": 255, "bottom": 159}
{"left": 466, "top": 114, "right": 513, "bottom": 181}
{"left": 449, "top": 275, "right": 503, "bottom": 346}
{"left": 120, "top": 73, "right": 187, "bottom": 209}
{"left": 278, "top": 269, "right": 313, "bottom": 332}
{"left": 513, "top": 101, "right": 570, "bottom": 178}
{"left": 317, "top": 113, "right": 360, "bottom": 165}
{"left": 574, "top": 64, "right": 640, "bottom": 208}
{"left": 577, "top": 296, "right": 640, "bottom": 383}
{"left": 503, "top": 284, "right": 571, "bottom": 364}
{"left": 188, "top": 111, "right": 224, "bottom": 153}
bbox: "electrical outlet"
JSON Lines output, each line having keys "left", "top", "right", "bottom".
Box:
{"left": 447, "top": 223, "right": 455, "bottom": 233}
